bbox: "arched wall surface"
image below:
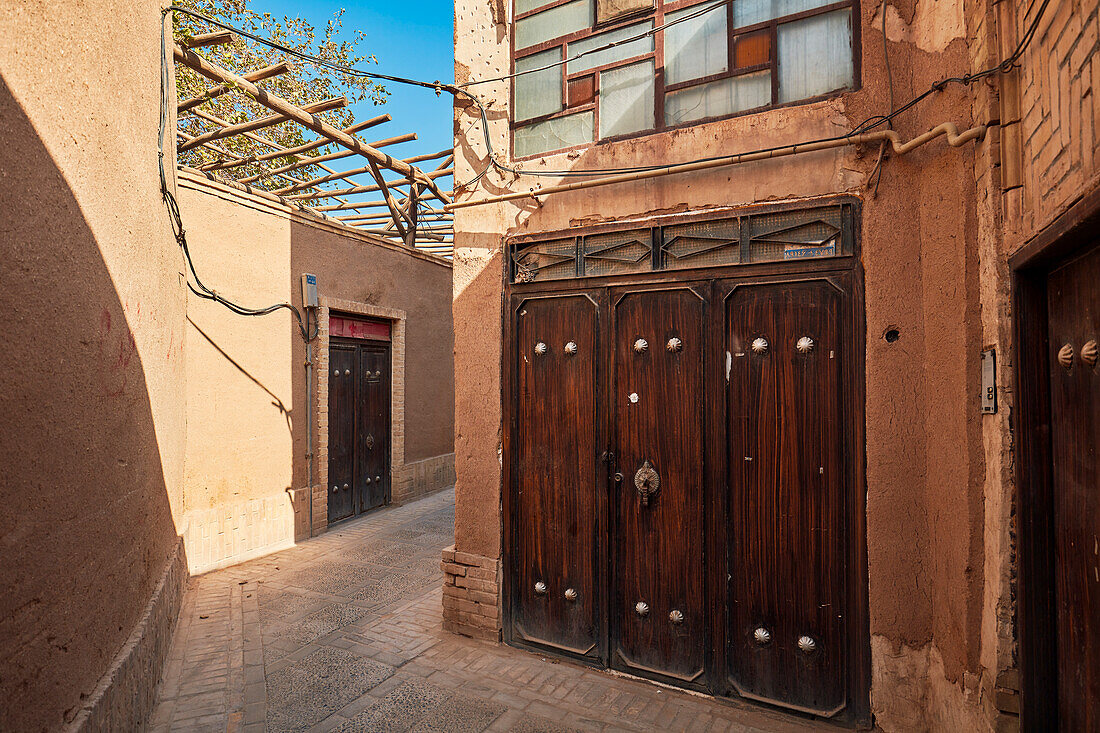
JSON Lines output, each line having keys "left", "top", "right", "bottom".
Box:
{"left": 0, "top": 2, "right": 188, "bottom": 730}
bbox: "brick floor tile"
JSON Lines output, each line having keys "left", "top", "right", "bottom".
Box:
{"left": 148, "top": 489, "right": 828, "bottom": 732}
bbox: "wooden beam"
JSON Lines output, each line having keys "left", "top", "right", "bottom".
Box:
{"left": 203, "top": 114, "right": 390, "bottom": 174}
{"left": 237, "top": 132, "right": 416, "bottom": 183}
{"left": 173, "top": 44, "right": 452, "bottom": 204}
{"left": 178, "top": 62, "right": 290, "bottom": 115}
{"left": 177, "top": 131, "right": 323, "bottom": 193}
{"left": 366, "top": 159, "right": 408, "bottom": 240}
{"left": 288, "top": 168, "right": 453, "bottom": 201}
{"left": 179, "top": 96, "right": 347, "bottom": 153}
{"left": 270, "top": 135, "right": 425, "bottom": 194}
{"left": 182, "top": 31, "right": 234, "bottom": 49}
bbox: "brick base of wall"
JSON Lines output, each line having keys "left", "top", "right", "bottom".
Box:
{"left": 393, "top": 453, "right": 456, "bottom": 505}
{"left": 66, "top": 537, "right": 186, "bottom": 732}
{"left": 182, "top": 492, "right": 297, "bottom": 574}
{"left": 441, "top": 546, "right": 501, "bottom": 642}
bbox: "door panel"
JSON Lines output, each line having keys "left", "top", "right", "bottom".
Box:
{"left": 725, "top": 280, "right": 847, "bottom": 715}
{"left": 357, "top": 345, "right": 390, "bottom": 513}
{"left": 328, "top": 345, "right": 357, "bottom": 523}
{"left": 511, "top": 294, "right": 602, "bottom": 657}
{"left": 611, "top": 287, "right": 706, "bottom": 683}
{"left": 1047, "top": 243, "right": 1100, "bottom": 729}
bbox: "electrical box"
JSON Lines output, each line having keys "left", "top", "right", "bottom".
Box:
{"left": 301, "top": 273, "right": 318, "bottom": 308}
{"left": 980, "top": 348, "right": 996, "bottom": 414}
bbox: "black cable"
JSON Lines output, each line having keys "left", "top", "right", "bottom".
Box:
{"left": 160, "top": 12, "right": 316, "bottom": 343}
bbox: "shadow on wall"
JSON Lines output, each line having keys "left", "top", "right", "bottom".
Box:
{"left": 188, "top": 316, "right": 293, "bottom": 434}
{"left": 0, "top": 75, "right": 182, "bottom": 730}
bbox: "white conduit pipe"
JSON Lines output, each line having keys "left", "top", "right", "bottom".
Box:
{"left": 443, "top": 122, "right": 989, "bottom": 212}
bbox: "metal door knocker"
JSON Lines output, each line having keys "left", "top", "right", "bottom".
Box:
{"left": 634, "top": 460, "right": 660, "bottom": 507}
{"left": 365, "top": 434, "right": 375, "bottom": 450}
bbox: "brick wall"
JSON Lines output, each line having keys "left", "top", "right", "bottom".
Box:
{"left": 393, "top": 453, "right": 457, "bottom": 505}
{"left": 441, "top": 547, "right": 501, "bottom": 641}
{"left": 66, "top": 540, "right": 186, "bottom": 732}
{"left": 1008, "top": 0, "right": 1100, "bottom": 243}
{"left": 183, "top": 496, "right": 297, "bottom": 575}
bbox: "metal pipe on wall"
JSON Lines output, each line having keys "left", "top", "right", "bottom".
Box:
{"left": 444, "top": 122, "right": 989, "bottom": 211}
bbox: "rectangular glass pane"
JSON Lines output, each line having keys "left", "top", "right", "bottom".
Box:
{"left": 516, "top": 0, "right": 560, "bottom": 14}
{"left": 567, "top": 21, "right": 653, "bottom": 74}
{"left": 598, "top": 60, "right": 655, "bottom": 138}
{"left": 664, "top": 70, "right": 770, "bottom": 125}
{"left": 663, "top": 2, "right": 728, "bottom": 85}
{"left": 777, "top": 9, "right": 853, "bottom": 102}
{"left": 596, "top": 0, "right": 655, "bottom": 24}
{"left": 515, "top": 48, "right": 564, "bottom": 121}
{"left": 514, "top": 110, "right": 595, "bottom": 156}
{"left": 516, "top": 0, "right": 593, "bottom": 49}
{"left": 734, "top": 0, "right": 835, "bottom": 28}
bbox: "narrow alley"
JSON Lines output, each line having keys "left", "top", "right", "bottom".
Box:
{"left": 148, "top": 490, "right": 828, "bottom": 732}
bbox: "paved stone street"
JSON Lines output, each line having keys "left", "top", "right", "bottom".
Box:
{"left": 150, "top": 489, "right": 830, "bottom": 732}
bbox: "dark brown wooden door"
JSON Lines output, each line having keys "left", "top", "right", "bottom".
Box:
{"left": 725, "top": 279, "right": 848, "bottom": 715}
{"left": 328, "top": 344, "right": 357, "bottom": 523}
{"left": 1046, "top": 243, "right": 1100, "bottom": 729}
{"left": 610, "top": 287, "right": 706, "bottom": 684}
{"left": 357, "top": 344, "right": 390, "bottom": 513}
{"left": 510, "top": 293, "right": 603, "bottom": 658}
{"left": 328, "top": 338, "right": 391, "bottom": 524}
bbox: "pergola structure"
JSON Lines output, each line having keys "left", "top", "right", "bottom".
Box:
{"left": 173, "top": 34, "right": 454, "bottom": 258}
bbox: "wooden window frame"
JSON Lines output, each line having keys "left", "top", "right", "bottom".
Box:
{"left": 510, "top": 0, "right": 862, "bottom": 159}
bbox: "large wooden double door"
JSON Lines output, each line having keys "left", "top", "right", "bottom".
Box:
{"left": 328, "top": 338, "right": 391, "bottom": 523}
{"left": 506, "top": 273, "right": 867, "bottom": 723}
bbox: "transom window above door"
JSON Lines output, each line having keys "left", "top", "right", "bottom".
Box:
{"left": 512, "top": 0, "right": 859, "bottom": 157}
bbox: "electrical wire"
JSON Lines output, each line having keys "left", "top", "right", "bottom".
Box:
{"left": 160, "top": 11, "right": 316, "bottom": 343}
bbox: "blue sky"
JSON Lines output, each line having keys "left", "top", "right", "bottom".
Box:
{"left": 261, "top": 0, "right": 456, "bottom": 162}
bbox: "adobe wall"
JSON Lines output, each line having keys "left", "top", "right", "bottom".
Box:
{"left": 969, "top": 0, "right": 1100, "bottom": 726}
{"left": 0, "top": 1, "right": 187, "bottom": 730}
{"left": 176, "top": 172, "right": 454, "bottom": 572}
{"left": 451, "top": 0, "right": 997, "bottom": 728}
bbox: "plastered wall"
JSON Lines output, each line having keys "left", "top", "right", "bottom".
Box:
{"left": 0, "top": 1, "right": 187, "bottom": 729}
{"left": 452, "top": 0, "right": 998, "bottom": 728}
{"left": 177, "top": 173, "right": 455, "bottom": 573}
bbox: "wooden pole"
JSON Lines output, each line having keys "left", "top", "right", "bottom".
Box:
{"left": 206, "top": 114, "right": 390, "bottom": 174}
{"left": 178, "top": 62, "right": 290, "bottom": 114}
{"left": 174, "top": 44, "right": 452, "bottom": 204}
{"left": 181, "top": 31, "right": 234, "bottom": 49}
{"left": 179, "top": 97, "right": 347, "bottom": 152}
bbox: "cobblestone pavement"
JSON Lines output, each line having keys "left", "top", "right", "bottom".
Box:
{"left": 150, "top": 489, "right": 831, "bottom": 732}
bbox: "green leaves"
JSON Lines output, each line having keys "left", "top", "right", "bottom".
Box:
{"left": 174, "top": 0, "right": 388, "bottom": 190}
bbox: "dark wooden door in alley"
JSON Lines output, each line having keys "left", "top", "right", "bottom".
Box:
{"left": 503, "top": 199, "right": 869, "bottom": 726}
{"left": 1046, "top": 242, "right": 1100, "bottom": 729}
{"left": 328, "top": 320, "right": 391, "bottom": 524}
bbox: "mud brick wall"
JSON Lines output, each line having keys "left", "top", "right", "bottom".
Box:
{"left": 442, "top": 547, "right": 501, "bottom": 641}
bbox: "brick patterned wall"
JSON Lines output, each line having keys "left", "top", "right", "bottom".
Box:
{"left": 393, "top": 453, "right": 457, "bottom": 505}
{"left": 66, "top": 539, "right": 186, "bottom": 732}
{"left": 1009, "top": 0, "right": 1100, "bottom": 241}
{"left": 441, "top": 546, "right": 501, "bottom": 641}
{"left": 182, "top": 495, "right": 297, "bottom": 575}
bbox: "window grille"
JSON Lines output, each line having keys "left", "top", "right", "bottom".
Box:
{"left": 509, "top": 201, "right": 855, "bottom": 282}
{"left": 512, "top": 0, "right": 858, "bottom": 157}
